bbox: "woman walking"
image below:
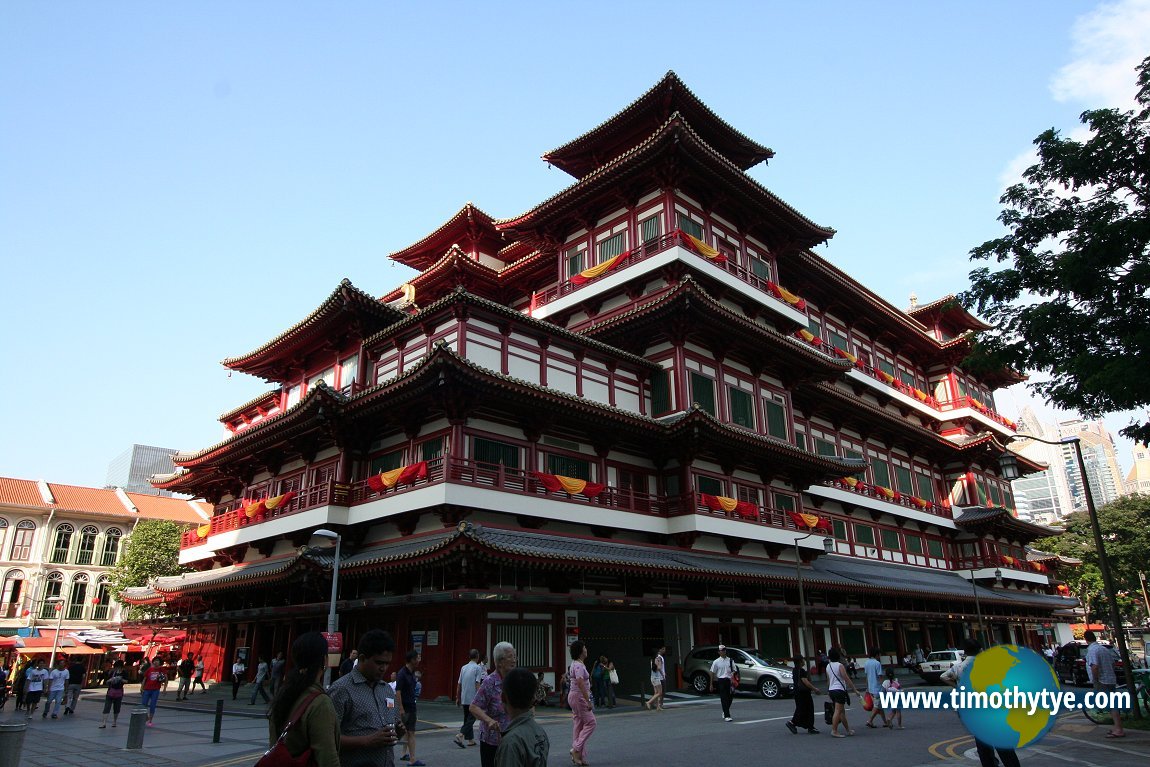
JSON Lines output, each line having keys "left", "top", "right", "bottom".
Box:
{"left": 567, "top": 641, "right": 596, "bottom": 767}
{"left": 192, "top": 654, "right": 207, "bottom": 693}
{"left": 785, "top": 654, "right": 821, "bottom": 735}
{"left": 645, "top": 645, "right": 666, "bottom": 711}
{"left": 267, "top": 632, "right": 341, "bottom": 767}
{"left": 826, "top": 647, "right": 861, "bottom": 737}
{"left": 469, "top": 641, "right": 517, "bottom": 767}
{"left": 98, "top": 660, "right": 126, "bottom": 728}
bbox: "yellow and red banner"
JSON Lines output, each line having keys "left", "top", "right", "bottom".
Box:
{"left": 1001, "top": 555, "right": 1016, "bottom": 566}
{"left": 878, "top": 370, "right": 896, "bottom": 385}
{"left": 765, "top": 281, "right": 807, "bottom": 311}
{"left": 873, "top": 485, "right": 900, "bottom": 501}
{"left": 242, "top": 490, "right": 296, "bottom": 521}
{"left": 196, "top": 523, "right": 211, "bottom": 539}
{"left": 832, "top": 346, "right": 857, "bottom": 364}
{"left": 531, "top": 471, "right": 605, "bottom": 498}
{"left": 1031, "top": 561, "right": 1047, "bottom": 573}
{"left": 1056, "top": 584, "right": 1071, "bottom": 596}
{"left": 367, "top": 461, "right": 429, "bottom": 492}
{"left": 699, "top": 493, "right": 760, "bottom": 521}
{"left": 908, "top": 496, "right": 933, "bottom": 510}
{"left": 787, "top": 511, "right": 832, "bottom": 533}
{"left": 681, "top": 232, "right": 727, "bottom": 262}
{"left": 570, "top": 251, "right": 628, "bottom": 285}
{"left": 796, "top": 329, "right": 822, "bottom": 346}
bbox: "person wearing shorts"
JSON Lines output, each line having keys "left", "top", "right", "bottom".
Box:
{"left": 23, "top": 660, "right": 48, "bottom": 718}
{"left": 396, "top": 650, "right": 423, "bottom": 766}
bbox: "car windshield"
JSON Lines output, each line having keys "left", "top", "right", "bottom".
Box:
{"left": 926, "top": 652, "right": 955, "bottom": 661}
{"left": 739, "top": 651, "right": 771, "bottom": 666}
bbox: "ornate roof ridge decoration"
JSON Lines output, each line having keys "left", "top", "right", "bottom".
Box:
{"left": 496, "top": 112, "right": 834, "bottom": 252}
{"left": 794, "top": 250, "right": 937, "bottom": 341}
{"left": 665, "top": 405, "right": 870, "bottom": 477}
{"left": 363, "top": 286, "right": 660, "bottom": 371}
{"left": 171, "top": 381, "right": 347, "bottom": 469}
{"left": 953, "top": 505, "right": 1063, "bottom": 540}
{"left": 581, "top": 277, "right": 852, "bottom": 375}
{"left": 221, "top": 279, "right": 406, "bottom": 376}
{"left": 121, "top": 551, "right": 319, "bottom": 602}
{"left": 380, "top": 244, "right": 503, "bottom": 304}
{"left": 388, "top": 202, "right": 506, "bottom": 271}
{"left": 908, "top": 294, "right": 993, "bottom": 331}
{"left": 217, "top": 389, "right": 282, "bottom": 423}
{"left": 541, "top": 71, "right": 774, "bottom": 178}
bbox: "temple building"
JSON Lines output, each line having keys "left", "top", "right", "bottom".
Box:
{"left": 125, "top": 73, "right": 1078, "bottom": 695}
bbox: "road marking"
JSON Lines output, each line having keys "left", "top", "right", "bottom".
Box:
{"left": 1044, "top": 731, "right": 1150, "bottom": 758}
{"left": 946, "top": 737, "right": 973, "bottom": 758}
{"left": 1029, "top": 746, "right": 1108, "bottom": 767}
{"left": 927, "top": 734, "right": 971, "bottom": 759}
{"left": 195, "top": 753, "right": 265, "bottom": 767}
{"left": 735, "top": 715, "right": 794, "bottom": 724}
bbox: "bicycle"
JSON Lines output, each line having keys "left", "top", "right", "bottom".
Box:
{"left": 1083, "top": 669, "right": 1150, "bottom": 724}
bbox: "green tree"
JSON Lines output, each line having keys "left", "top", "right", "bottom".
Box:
{"left": 1036, "top": 494, "right": 1150, "bottom": 624}
{"left": 108, "top": 518, "right": 187, "bottom": 621}
{"left": 963, "top": 55, "right": 1150, "bottom": 444}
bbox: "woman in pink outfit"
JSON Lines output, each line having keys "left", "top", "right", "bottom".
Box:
{"left": 567, "top": 641, "right": 596, "bottom": 767}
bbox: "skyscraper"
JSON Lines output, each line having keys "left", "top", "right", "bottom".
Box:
{"left": 105, "top": 444, "right": 179, "bottom": 497}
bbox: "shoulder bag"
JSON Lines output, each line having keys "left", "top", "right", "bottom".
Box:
{"left": 729, "top": 658, "right": 740, "bottom": 688}
{"left": 255, "top": 690, "right": 324, "bottom": 767}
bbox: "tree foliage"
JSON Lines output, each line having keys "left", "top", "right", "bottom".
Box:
{"left": 962, "top": 55, "right": 1150, "bottom": 444}
{"left": 1035, "top": 494, "right": 1150, "bottom": 625}
{"left": 108, "top": 518, "right": 187, "bottom": 621}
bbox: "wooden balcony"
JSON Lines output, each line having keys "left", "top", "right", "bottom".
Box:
{"left": 824, "top": 478, "right": 951, "bottom": 518}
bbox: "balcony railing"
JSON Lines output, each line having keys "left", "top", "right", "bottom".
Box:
{"left": 532, "top": 230, "right": 805, "bottom": 313}
{"left": 66, "top": 602, "right": 85, "bottom": 621}
{"left": 792, "top": 333, "right": 1017, "bottom": 432}
{"left": 181, "top": 480, "right": 347, "bottom": 548}
{"left": 92, "top": 604, "right": 110, "bottom": 621}
{"left": 954, "top": 553, "right": 1049, "bottom": 574}
{"left": 825, "top": 478, "right": 950, "bottom": 518}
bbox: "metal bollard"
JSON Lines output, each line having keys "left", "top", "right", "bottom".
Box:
{"left": 213, "top": 698, "right": 224, "bottom": 743}
{"left": 126, "top": 708, "right": 149, "bottom": 749}
{"left": 0, "top": 722, "right": 28, "bottom": 767}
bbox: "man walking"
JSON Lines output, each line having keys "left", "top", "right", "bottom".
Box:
{"left": 192, "top": 654, "right": 207, "bottom": 693}
{"left": 23, "top": 659, "right": 48, "bottom": 718}
{"left": 863, "top": 647, "right": 890, "bottom": 728}
{"left": 454, "top": 648, "right": 484, "bottom": 748}
{"left": 329, "top": 630, "right": 401, "bottom": 767}
{"left": 1085, "top": 630, "right": 1124, "bottom": 738}
{"left": 64, "top": 657, "right": 85, "bottom": 714}
{"left": 396, "top": 650, "right": 423, "bottom": 765}
{"left": 44, "top": 658, "right": 70, "bottom": 719}
{"left": 709, "top": 644, "right": 737, "bottom": 722}
{"left": 269, "top": 651, "right": 286, "bottom": 696}
{"left": 176, "top": 652, "right": 195, "bottom": 700}
{"left": 249, "top": 655, "right": 271, "bottom": 705}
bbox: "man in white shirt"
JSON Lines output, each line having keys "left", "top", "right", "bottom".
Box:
{"left": 23, "top": 659, "right": 49, "bottom": 718}
{"left": 44, "top": 658, "right": 70, "bottom": 719}
{"left": 454, "top": 648, "right": 484, "bottom": 748}
{"left": 1084, "top": 631, "right": 1124, "bottom": 738}
{"left": 709, "top": 645, "right": 737, "bottom": 722}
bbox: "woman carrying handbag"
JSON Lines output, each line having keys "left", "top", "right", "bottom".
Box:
{"left": 262, "top": 632, "right": 341, "bottom": 767}
{"left": 825, "top": 647, "right": 861, "bottom": 738}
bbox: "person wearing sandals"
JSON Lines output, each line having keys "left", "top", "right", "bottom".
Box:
{"left": 785, "top": 654, "right": 821, "bottom": 735}
{"left": 825, "top": 647, "right": 860, "bottom": 737}
{"left": 881, "top": 666, "right": 903, "bottom": 729}
{"left": 863, "top": 647, "right": 890, "bottom": 729}
{"left": 98, "top": 660, "right": 126, "bottom": 728}
{"left": 645, "top": 646, "right": 666, "bottom": 711}
{"left": 567, "top": 641, "right": 596, "bottom": 767}
{"left": 268, "top": 632, "right": 341, "bottom": 767}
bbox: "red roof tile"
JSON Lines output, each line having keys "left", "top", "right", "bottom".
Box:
{"left": 46, "top": 483, "right": 132, "bottom": 516}
{"left": 0, "top": 477, "right": 50, "bottom": 508}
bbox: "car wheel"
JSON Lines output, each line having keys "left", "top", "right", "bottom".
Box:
{"left": 690, "top": 671, "right": 710, "bottom": 694}
{"left": 759, "top": 676, "right": 780, "bottom": 699}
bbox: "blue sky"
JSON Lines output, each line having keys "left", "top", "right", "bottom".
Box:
{"left": 2, "top": 1, "right": 1147, "bottom": 488}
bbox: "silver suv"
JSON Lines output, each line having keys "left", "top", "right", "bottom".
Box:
{"left": 683, "top": 645, "right": 794, "bottom": 699}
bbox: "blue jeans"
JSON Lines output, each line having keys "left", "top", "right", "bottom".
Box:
{"left": 45, "top": 689, "right": 64, "bottom": 716}
{"left": 141, "top": 688, "right": 160, "bottom": 717}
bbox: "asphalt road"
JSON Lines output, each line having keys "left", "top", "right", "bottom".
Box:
{"left": 3, "top": 686, "right": 1147, "bottom": 767}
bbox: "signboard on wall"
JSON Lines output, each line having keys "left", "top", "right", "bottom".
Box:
{"left": 322, "top": 632, "right": 343, "bottom": 654}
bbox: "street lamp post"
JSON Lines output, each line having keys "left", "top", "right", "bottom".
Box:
{"left": 1000, "top": 435, "right": 1141, "bottom": 716}
{"left": 969, "top": 567, "right": 1002, "bottom": 648}
{"left": 46, "top": 595, "right": 66, "bottom": 665}
{"left": 308, "top": 529, "right": 342, "bottom": 687}
{"left": 793, "top": 533, "right": 835, "bottom": 658}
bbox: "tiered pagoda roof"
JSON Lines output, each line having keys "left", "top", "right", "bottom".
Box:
{"left": 388, "top": 203, "right": 506, "bottom": 271}
{"left": 542, "top": 71, "right": 774, "bottom": 178}
{"left": 222, "top": 280, "right": 405, "bottom": 381}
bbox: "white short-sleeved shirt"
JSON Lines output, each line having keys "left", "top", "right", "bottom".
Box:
{"left": 458, "top": 660, "right": 484, "bottom": 706}
{"left": 710, "top": 655, "right": 736, "bottom": 680}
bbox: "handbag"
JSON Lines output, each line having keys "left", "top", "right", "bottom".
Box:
{"left": 863, "top": 691, "right": 874, "bottom": 711}
{"left": 608, "top": 669, "right": 619, "bottom": 685}
{"left": 823, "top": 700, "right": 834, "bottom": 725}
{"left": 728, "top": 657, "right": 740, "bottom": 688}
{"left": 255, "top": 690, "right": 323, "bottom": 767}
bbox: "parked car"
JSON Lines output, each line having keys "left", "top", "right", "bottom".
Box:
{"left": 1053, "top": 640, "right": 1123, "bottom": 686}
{"left": 682, "top": 645, "right": 794, "bottom": 699}
{"left": 917, "top": 649, "right": 965, "bottom": 684}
